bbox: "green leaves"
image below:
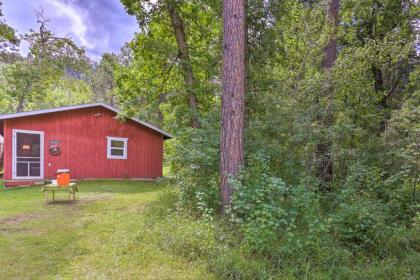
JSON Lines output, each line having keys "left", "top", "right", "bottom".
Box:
{"left": 116, "top": 0, "right": 221, "bottom": 129}
{"left": 0, "top": 2, "right": 19, "bottom": 51}
{"left": 229, "top": 153, "right": 328, "bottom": 254}
{"left": 170, "top": 122, "right": 221, "bottom": 215}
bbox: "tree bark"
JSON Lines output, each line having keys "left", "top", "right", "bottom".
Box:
{"left": 315, "top": 0, "right": 339, "bottom": 190}
{"left": 321, "top": 0, "right": 339, "bottom": 69}
{"left": 220, "top": 0, "right": 246, "bottom": 213}
{"left": 167, "top": 1, "right": 200, "bottom": 128}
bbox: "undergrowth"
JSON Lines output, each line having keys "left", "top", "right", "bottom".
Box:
{"left": 140, "top": 182, "right": 419, "bottom": 280}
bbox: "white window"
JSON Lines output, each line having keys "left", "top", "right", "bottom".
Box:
{"left": 107, "top": 137, "right": 128, "bottom": 159}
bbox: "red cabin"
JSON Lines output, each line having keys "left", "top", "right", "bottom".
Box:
{"left": 0, "top": 103, "right": 172, "bottom": 187}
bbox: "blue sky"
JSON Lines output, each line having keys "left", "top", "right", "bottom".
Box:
{"left": 2, "top": 0, "right": 139, "bottom": 60}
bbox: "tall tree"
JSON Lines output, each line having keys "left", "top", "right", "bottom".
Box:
{"left": 0, "top": 1, "right": 19, "bottom": 61}
{"left": 0, "top": 9, "right": 92, "bottom": 113}
{"left": 220, "top": 0, "right": 246, "bottom": 212}
{"left": 121, "top": 0, "right": 206, "bottom": 128}
{"left": 1, "top": 61, "right": 41, "bottom": 112}
{"left": 23, "top": 9, "right": 89, "bottom": 72}
{"left": 315, "top": 0, "right": 340, "bottom": 190}
{"left": 0, "top": 2, "right": 18, "bottom": 48}
{"left": 90, "top": 53, "right": 119, "bottom": 105}
{"left": 166, "top": 1, "right": 200, "bottom": 128}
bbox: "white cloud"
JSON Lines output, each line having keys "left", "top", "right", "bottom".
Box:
{"left": 2, "top": 0, "right": 138, "bottom": 60}
{"left": 45, "top": 0, "right": 93, "bottom": 48}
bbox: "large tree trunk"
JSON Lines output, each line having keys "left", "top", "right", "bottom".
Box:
{"left": 321, "top": 0, "right": 339, "bottom": 69}
{"left": 220, "top": 0, "right": 246, "bottom": 213}
{"left": 167, "top": 1, "right": 200, "bottom": 128}
{"left": 315, "top": 0, "right": 339, "bottom": 190}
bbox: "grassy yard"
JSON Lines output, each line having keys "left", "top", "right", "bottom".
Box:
{"left": 2, "top": 180, "right": 418, "bottom": 280}
{"left": 0, "top": 180, "right": 215, "bottom": 280}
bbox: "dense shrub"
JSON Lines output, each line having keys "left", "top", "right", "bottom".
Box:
{"left": 230, "top": 153, "right": 329, "bottom": 254}
{"left": 169, "top": 119, "right": 220, "bottom": 216}
{"left": 330, "top": 194, "right": 389, "bottom": 250}
{"left": 329, "top": 161, "right": 419, "bottom": 251}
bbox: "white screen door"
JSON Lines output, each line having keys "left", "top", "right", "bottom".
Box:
{"left": 12, "top": 129, "right": 44, "bottom": 180}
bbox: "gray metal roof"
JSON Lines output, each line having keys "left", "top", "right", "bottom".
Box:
{"left": 0, "top": 102, "right": 173, "bottom": 139}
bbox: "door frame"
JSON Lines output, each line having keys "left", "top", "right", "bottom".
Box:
{"left": 12, "top": 129, "right": 44, "bottom": 180}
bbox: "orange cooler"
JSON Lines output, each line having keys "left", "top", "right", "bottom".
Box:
{"left": 56, "top": 169, "right": 70, "bottom": 186}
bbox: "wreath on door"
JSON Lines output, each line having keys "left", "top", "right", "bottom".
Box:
{"left": 49, "top": 144, "right": 61, "bottom": 156}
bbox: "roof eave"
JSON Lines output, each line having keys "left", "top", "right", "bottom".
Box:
{"left": 0, "top": 102, "right": 173, "bottom": 139}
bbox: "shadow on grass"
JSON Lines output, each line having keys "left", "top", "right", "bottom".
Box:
{"left": 1, "top": 180, "right": 166, "bottom": 198}
{"left": 75, "top": 180, "right": 166, "bottom": 194}
{"left": 46, "top": 200, "right": 78, "bottom": 205}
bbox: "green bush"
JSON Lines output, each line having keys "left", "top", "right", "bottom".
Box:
{"left": 230, "top": 153, "right": 329, "bottom": 254}
{"left": 330, "top": 194, "right": 389, "bottom": 250}
{"left": 330, "top": 162, "right": 419, "bottom": 251}
{"left": 169, "top": 122, "right": 220, "bottom": 216}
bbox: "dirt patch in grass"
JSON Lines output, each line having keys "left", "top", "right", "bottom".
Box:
{"left": 0, "top": 193, "right": 111, "bottom": 229}
{"left": 0, "top": 213, "right": 43, "bottom": 234}
{"left": 0, "top": 213, "right": 41, "bottom": 225}
{"left": 0, "top": 226, "right": 41, "bottom": 234}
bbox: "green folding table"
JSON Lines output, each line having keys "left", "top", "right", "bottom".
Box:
{"left": 41, "top": 183, "right": 78, "bottom": 204}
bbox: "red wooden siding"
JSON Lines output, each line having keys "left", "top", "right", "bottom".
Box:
{"left": 0, "top": 142, "right": 3, "bottom": 172}
{"left": 3, "top": 106, "right": 164, "bottom": 181}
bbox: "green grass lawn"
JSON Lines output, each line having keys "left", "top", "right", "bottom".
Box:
{"left": 2, "top": 180, "right": 417, "bottom": 280}
{"left": 0, "top": 180, "right": 215, "bottom": 280}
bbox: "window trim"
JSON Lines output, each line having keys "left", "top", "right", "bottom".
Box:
{"left": 106, "top": 136, "right": 128, "bottom": 160}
